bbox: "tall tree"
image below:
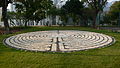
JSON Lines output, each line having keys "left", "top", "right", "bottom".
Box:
{"left": 83, "top": 0, "right": 107, "bottom": 28}
{"left": 15, "top": 0, "right": 53, "bottom": 26}
{"left": 0, "top": 0, "right": 12, "bottom": 33}
{"left": 108, "top": 1, "right": 120, "bottom": 26}
{"left": 109, "top": 1, "right": 120, "bottom": 20}
{"left": 61, "top": 0, "right": 84, "bottom": 26}
{"left": 62, "top": 0, "right": 84, "bottom": 15}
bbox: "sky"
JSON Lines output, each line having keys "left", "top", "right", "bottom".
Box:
{"left": 108, "top": 0, "right": 120, "bottom": 2}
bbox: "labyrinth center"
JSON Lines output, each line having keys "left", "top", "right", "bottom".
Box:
{"left": 4, "top": 30, "right": 115, "bottom": 52}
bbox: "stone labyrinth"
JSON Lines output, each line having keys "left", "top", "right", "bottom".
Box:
{"left": 4, "top": 30, "right": 115, "bottom": 52}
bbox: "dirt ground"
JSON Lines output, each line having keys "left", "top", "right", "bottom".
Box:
{"left": 0, "top": 27, "right": 20, "bottom": 35}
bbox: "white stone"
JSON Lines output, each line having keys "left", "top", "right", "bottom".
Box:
{"left": 4, "top": 30, "right": 115, "bottom": 52}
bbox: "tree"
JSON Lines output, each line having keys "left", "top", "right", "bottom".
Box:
{"left": 108, "top": 1, "right": 120, "bottom": 22}
{"left": 81, "top": 8, "right": 95, "bottom": 26}
{"left": 107, "top": 1, "right": 120, "bottom": 26}
{"left": 47, "top": 6, "right": 60, "bottom": 25}
{"left": 0, "top": 0, "right": 12, "bottom": 33}
{"left": 63, "top": 0, "right": 84, "bottom": 15}
{"left": 14, "top": 0, "right": 53, "bottom": 26}
{"left": 61, "top": 0, "right": 84, "bottom": 26}
{"left": 83, "top": 0, "right": 108, "bottom": 28}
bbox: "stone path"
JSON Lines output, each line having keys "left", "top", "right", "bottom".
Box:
{"left": 4, "top": 30, "right": 115, "bottom": 52}
{"left": 100, "top": 27, "right": 120, "bottom": 32}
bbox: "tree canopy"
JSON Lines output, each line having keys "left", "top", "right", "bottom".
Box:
{"left": 109, "top": 1, "right": 120, "bottom": 21}
{"left": 62, "top": 0, "right": 84, "bottom": 15}
{"left": 14, "top": 0, "right": 53, "bottom": 26}
{"left": 82, "top": 0, "right": 108, "bottom": 28}
{"left": 60, "top": 0, "right": 84, "bottom": 26}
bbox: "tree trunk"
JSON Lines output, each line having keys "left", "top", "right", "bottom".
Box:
{"left": 25, "top": 20, "right": 28, "bottom": 27}
{"left": 2, "top": 0, "right": 10, "bottom": 34}
{"left": 93, "top": 16, "right": 96, "bottom": 28}
{"left": 92, "top": 10, "right": 99, "bottom": 29}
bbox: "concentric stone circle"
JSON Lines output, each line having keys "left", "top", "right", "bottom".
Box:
{"left": 4, "top": 30, "right": 115, "bottom": 52}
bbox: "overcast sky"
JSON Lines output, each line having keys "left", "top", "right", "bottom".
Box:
{"left": 108, "top": 0, "right": 120, "bottom": 2}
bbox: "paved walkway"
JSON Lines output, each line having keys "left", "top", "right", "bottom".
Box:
{"left": 100, "top": 27, "right": 120, "bottom": 32}
{"left": 4, "top": 30, "right": 115, "bottom": 52}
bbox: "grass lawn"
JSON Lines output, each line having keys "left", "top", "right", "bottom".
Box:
{"left": 0, "top": 26, "right": 120, "bottom": 68}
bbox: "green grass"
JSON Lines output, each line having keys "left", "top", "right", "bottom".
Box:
{"left": 0, "top": 26, "right": 120, "bottom": 68}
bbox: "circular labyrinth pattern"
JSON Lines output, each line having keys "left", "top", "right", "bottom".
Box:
{"left": 4, "top": 30, "right": 115, "bottom": 52}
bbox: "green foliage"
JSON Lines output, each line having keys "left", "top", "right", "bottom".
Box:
{"left": 60, "top": 0, "right": 84, "bottom": 25}
{"left": 15, "top": 0, "right": 53, "bottom": 23}
{"left": 62, "top": 0, "right": 84, "bottom": 15}
{"left": 109, "top": 1, "right": 120, "bottom": 21}
{"left": 48, "top": 7, "right": 60, "bottom": 16}
{"left": 83, "top": 0, "right": 107, "bottom": 11}
{"left": 82, "top": 0, "right": 108, "bottom": 28}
